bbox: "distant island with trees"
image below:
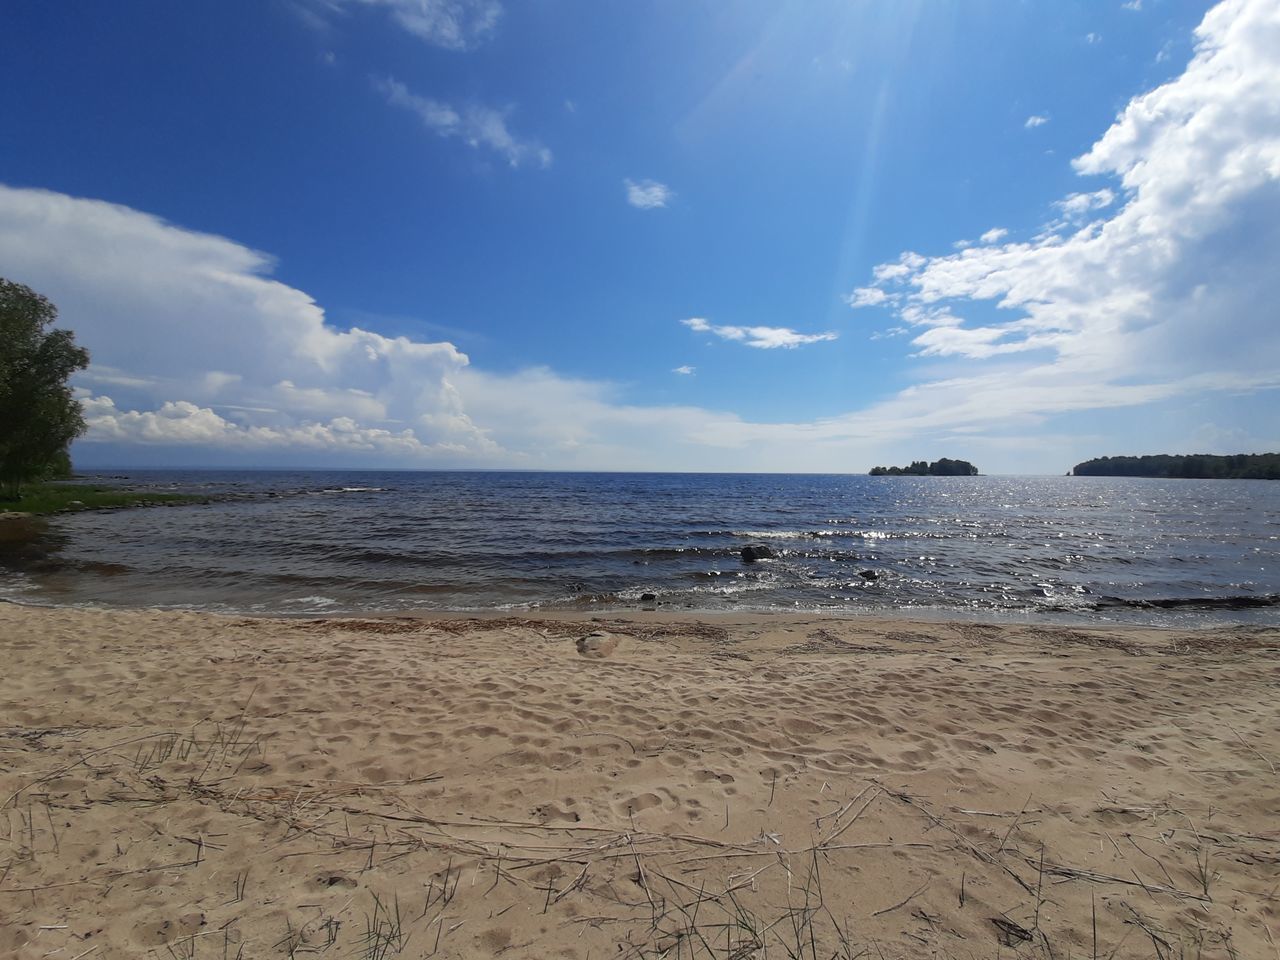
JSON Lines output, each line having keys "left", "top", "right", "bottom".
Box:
{"left": 1072, "top": 453, "right": 1280, "bottom": 479}
{"left": 869, "top": 458, "right": 978, "bottom": 476}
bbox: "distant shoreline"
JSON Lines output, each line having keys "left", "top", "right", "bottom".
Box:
{"left": 1072, "top": 452, "right": 1280, "bottom": 480}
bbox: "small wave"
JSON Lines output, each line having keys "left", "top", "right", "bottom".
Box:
{"left": 1095, "top": 594, "right": 1280, "bottom": 611}
{"left": 630, "top": 546, "right": 725, "bottom": 559}
{"left": 281, "top": 595, "right": 340, "bottom": 607}
{"left": 318, "top": 487, "right": 388, "bottom": 494}
{"left": 728, "top": 530, "right": 841, "bottom": 540}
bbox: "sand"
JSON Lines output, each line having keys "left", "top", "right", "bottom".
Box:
{"left": 0, "top": 604, "right": 1277, "bottom": 959}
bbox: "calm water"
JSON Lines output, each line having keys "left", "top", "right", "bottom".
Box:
{"left": 1, "top": 470, "right": 1277, "bottom": 626}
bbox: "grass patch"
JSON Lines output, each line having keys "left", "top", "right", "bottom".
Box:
{"left": 0, "top": 482, "right": 209, "bottom": 515}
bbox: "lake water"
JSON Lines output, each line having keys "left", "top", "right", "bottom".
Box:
{"left": 1, "top": 470, "right": 1277, "bottom": 626}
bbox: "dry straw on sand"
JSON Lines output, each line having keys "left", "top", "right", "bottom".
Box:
{"left": 1, "top": 605, "right": 1277, "bottom": 958}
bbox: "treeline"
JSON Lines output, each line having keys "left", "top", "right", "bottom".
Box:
{"left": 1072, "top": 453, "right": 1280, "bottom": 479}
{"left": 869, "top": 458, "right": 978, "bottom": 476}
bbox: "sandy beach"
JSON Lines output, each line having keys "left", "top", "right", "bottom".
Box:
{"left": 1, "top": 604, "right": 1277, "bottom": 959}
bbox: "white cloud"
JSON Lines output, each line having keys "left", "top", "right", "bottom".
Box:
{"left": 323, "top": 0, "right": 502, "bottom": 49}
{"left": 3, "top": 176, "right": 1272, "bottom": 475}
{"left": 672, "top": 365, "right": 696, "bottom": 375}
{"left": 1024, "top": 114, "right": 1049, "bottom": 128}
{"left": 1123, "top": 0, "right": 1143, "bottom": 11}
{"left": 1053, "top": 188, "right": 1116, "bottom": 218}
{"left": 0, "top": 185, "right": 807, "bottom": 470}
{"left": 851, "top": 0, "right": 1280, "bottom": 403}
{"left": 376, "top": 77, "right": 551, "bottom": 168}
{"left": 681, "top": 318, "right": 838, "bottom": 349}
{"left": 979, "top": 227, "right": 1008, "bottom": 244}
{"left": 81, "top": 396, "right": 453, "bottom": 454}
{"left": 0, "top": 184, "right": 503, "bottom": 462}
{"left": 1086, "top": 32, "right": 1102, "bottom": 44}
{"left": 845, "top": 286, "right": 889, "bottom": 307}
{"left": 4, "top": 0, "right": 1278, "bottom": 476}
{"left": 624, "top": 179, "right": 673, "bottom": 210}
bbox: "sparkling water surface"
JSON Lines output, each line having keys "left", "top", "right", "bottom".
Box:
{"left": 1, "top": 470, "right": 1277, "bottom": 627}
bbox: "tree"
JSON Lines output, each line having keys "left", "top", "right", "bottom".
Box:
{"left": 869, "top": 458, "right": 979, "bottom": 477}
{"left": 0, "top": 279, "right": 90, "bottom": 499}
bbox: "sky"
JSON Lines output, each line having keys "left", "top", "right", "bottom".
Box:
{"left": 1, "top": 0, "right": 1278, "bottom": 474}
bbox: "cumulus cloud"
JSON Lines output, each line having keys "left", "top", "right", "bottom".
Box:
{"left": 624, "top": 179, "right": 673, "bottom": 209}
{"left": 322, "top": 0, "right": 502, "bottom": 50}
{"left": 81, "top": 396, "right": 452, "bottom": 454}
{"left": 0, "top": 184, "right": 503, "bottom": 462}
{"left": 681, "top": 318, "right": 838, "bottom": 349}
{"left": 672, "top": 365, "right": 696, "bottom": 375}
{"left": 1024, "top": 114, "right": 1049, "bottom": 128}
{"left": 851, "top": 0, "right": 1280, "bottom": 401}
{"left": 376, "top": 77, "right": 551, "bottom": 168}
{"left": 979, "top": 227, "right": 1009, "bottom": 244}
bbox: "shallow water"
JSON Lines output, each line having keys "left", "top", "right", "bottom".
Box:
{"left": 1, "top": 470, "right": 1277, "bottom": 626}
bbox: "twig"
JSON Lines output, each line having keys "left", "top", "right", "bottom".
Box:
{"left": 1227, "top": 724, "right": 1276, "bottom": 775}
{"left": 887, "top": 788, "right": 1034, "bottom": 893}
{"left": 818, "top": 787, "right": 880, "bottom": 848}
{"left": 1028, "top": 859, "right": 1210, "bottom": 902}
{"left": 998, "top": 794, "right": 1033, "bottom": 854}
{"left": 872, "top": 879, "right": 930, "bottom": 917}
{"left": 0, "top": 859, "right": 199, "bottom": 893}
{"left": 1092, "top": 890, "right": 1098, "bottom": 960}
{"left": 552, "top": 863, "right": 590, "bottom": 904}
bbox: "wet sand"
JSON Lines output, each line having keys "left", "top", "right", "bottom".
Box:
{"left": 1, "top": 604, "right": 1277, "bottom": 958}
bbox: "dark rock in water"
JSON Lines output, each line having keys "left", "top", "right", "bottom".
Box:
{"left": 858, "top": 569, "right": 879, "bottom": 580}
{"left": 741, "top": 544, "right": 774, "bottom": 562}
{"left": 640, "top": 592, "right": 657, "bottom": 602}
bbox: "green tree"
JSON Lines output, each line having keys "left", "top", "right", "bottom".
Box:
{"left": 0, "top": 279, "right": 90, "bottom": 499}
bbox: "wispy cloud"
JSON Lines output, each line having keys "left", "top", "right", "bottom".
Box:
{"left": 672, "top": 365, "right": 695, "bottom": 375}
{"left": 1053, "top": 188, "right": 1116, "bottom": 218}
{"left": 979, "top": 227, "right": 1008, "bottom": 244}
{"left": 682, "top": 318, "right": 837, "bottom": 349}
{"left": 321, "top": 0, "right": 502, "bottom": 50}
{"left": 376, "top": 77, "right": 551, "bottom": 168}
{"left": 1024, "top": 114, "right": 1049, "bottom": 128}
{"left": 624, "top": 179, "right": 673, "bottom": 210}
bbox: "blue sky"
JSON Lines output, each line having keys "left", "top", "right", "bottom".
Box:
{"left": 2, "top": 0, "right": 1278, "bottom": 473}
